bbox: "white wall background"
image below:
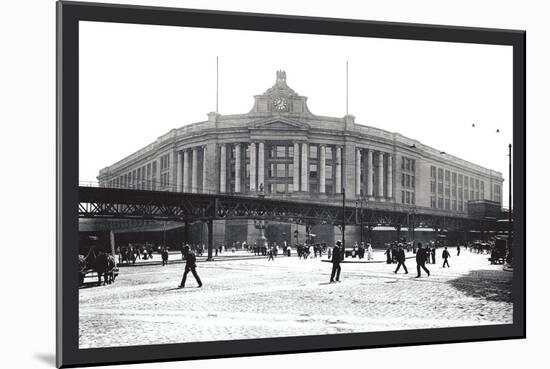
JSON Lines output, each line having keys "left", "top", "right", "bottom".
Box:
{"left": 0, "top": 0, "right": 546, "bottom": 368}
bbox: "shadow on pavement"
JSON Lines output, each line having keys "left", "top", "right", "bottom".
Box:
{"left": 447, "top": 269, "right": 512, "bottom": 303}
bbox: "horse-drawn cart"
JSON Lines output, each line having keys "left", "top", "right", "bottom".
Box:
{"left": 79, "top": 248, "right": 119, "bottom": 286}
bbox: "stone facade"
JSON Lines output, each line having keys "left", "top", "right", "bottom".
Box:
{"left": 97, "top": 71, "right": 504, "bottom": 247}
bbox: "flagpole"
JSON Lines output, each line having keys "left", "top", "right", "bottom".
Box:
{"left": 216, "top": 56, "right": 219, "bottom": 113}
{"left": 346, "top": 60, "right": 349, "bottom": 116}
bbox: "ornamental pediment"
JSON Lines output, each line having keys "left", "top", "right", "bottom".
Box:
{"left": 250, "top": 116, "right": 310, "bottom": 131}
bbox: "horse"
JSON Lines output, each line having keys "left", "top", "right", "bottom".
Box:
{"left": 83, "top": 248, "right": 117, "bottom": 286}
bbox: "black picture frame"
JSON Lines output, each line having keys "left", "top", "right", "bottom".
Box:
{"left": 57, "top": 1, "right": 526, "bottom": 367}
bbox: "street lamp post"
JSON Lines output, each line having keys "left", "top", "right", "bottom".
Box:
{"left": 356, "top": 192, "right": 366, "bottom": 244}
{"left": 506, "top": 143, "right": 513, "bottom": 265}
{"left": 409, "top": 205, "right": 417, "bottom": 244}
{"left": 341, "top": 187, "right": 346, "bottom": 261}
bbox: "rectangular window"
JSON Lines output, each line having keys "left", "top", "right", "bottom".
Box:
{"left": 438, "top": 197, "right": 443, "bottom": 209}
{"left": 276, "top": 163, "right": 286, "bottom": 178}
{"left": 288, "top": 146, "right": 294, "bottom": 157}
{"left": 430, "top": 166, "right": 436, "bottom": 179}
{"left": 430, "top": 195, "right": 436, "bottom": 208}
{"left": 288, "top": 163, "right": 294, "bottom": 177}
{"left": 309, "top": 145, "right": 318, "bottom": 159}
{"left": 401, "top": 191, "right": 405, "bottom": 203}
{"left": 406, "top": 191, "right": 411, "bottom": 204}
{"left": 326, "top": 165, "right": 332, "bottom": 179}
{"left": 326, "top": 146, "right": 333, "bottom": 159}
{"left": 438, "top": 168, "right": 443, "bottom": 180}
{"left": 458, "top": 202, "right": 463, "bottom": 212}
{"left": 438, "top": 183, "right": 443, "bottom": 194}
{"left": 276, "top": 146, "right": 286, "bottom": 158}
{"left": 430, "top": 181, "right": 436, "bottom": 193}
{"left": 445, "top": 198, "right": 450, "bottom": 210}
{"left": 445, "top": 170, "right": 450, "bottom": 182}
{"left": 309, "top": 164, "right": 318, "bottom": 178}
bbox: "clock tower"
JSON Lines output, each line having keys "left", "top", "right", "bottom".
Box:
{"left": 249, "top": 70, "right": 312, "bottom": 115}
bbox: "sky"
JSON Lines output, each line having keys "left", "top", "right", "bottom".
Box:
{"left": 79, "top": 21, "right": 513, "bottom": 205}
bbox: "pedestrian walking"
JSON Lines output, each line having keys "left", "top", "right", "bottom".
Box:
{"left": 267, "top": 247, "right": 274, "bottom": 261}
{"left": 394, "top": 244, "right": 408, "bottom": 274}
{"left": 457, "top": 245, "right": 461, "bottom": 256}
{"left": 385, "top": 245, "right": 392, "bottom": 264}
{"left": 330, "top": 240, "right": 342, "bottom": 283}
{"left": 442, "top": 247, "right": 451, "bottom": 268}
{"left": 179, "top": 245, "right": 202, "bottom": 288}
{"left": 161, "top": 247, "right": 169, "bottom": 266}
{"left": 415, "top": 242, "right": 430, "bottom": 278}
{"left": 367, "top": 243, "right": 373, "bottom": 260}
{"left": 431, "top": 246, "right": 436, "bottom": 264}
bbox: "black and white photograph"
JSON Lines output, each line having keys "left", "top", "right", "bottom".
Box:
{"left": 76, "top": 18, "right": 517, "bottom": 350}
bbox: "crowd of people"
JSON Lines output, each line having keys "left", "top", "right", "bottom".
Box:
{"left": 113, "top": 236, "right": 494, "bottom": 289}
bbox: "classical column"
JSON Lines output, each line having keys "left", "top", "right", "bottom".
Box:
{"left": 155, "top": 159, "right": 160, "bottom": 190}
{"left": 367, "top": 150, "right": 374, "bottom": 198}
{"left": 176, "top": 151, "right": 183, "bottom": 192}
{"left": 293, "top": 142, "right": 300, "bottom": 192}
{"left": 355, "top": 148, "right": 362, "bottom": 195}
{"left": 319, "top": 145, "right": 326, "bottom": 193}
{"left": 250, "top": 142, "right": 257, "bottom": 191}
{"left": 335, "top": 146, "right": 342, "bottom": 194}
{"left": 258, "top": 142, "right": 265, "bottom": 191}
{"left": 301, "top": 142, "right": 308, "bottom": 191}
{"left": 220, "top": 144, "right": 227, "bottom": 193}
{"left": 387, "top": 154, "right": 393, "bottom": 199}
{"left": 378, "top": 151, "right": 384, "bottom": 197}
{"left": 183, "top": 150, "right": 190, "bottom": 192}
{"left": 202, "top": 146, "right": 207, "bottom": 193}
{"left": 235, "top": 144, "right": 241, "bottom": 193}
{"left": 191, "top": 147, "right": 198, "bottom": 193}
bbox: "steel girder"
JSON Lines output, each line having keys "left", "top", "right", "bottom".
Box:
{"left": 79, "top": 187, "right": 496, "bottom": 231}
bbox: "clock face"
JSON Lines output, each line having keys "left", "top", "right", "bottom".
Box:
{"left": 272, "top": 97, "right": 288, "bottom": 111}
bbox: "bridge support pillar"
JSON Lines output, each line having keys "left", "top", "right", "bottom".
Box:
{"left": 395, "top": 225, "right": 401, "bottom": 243}
{"left": 184, "top": 222, "right": 191, "bottom": 244}
{"left": 206, "top": 220, "right": 214, "bottom": 261}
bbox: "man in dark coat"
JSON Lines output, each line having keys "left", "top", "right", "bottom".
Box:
{"left": 442, "top": 247, "right": 451, "bottom": 268}
{"left": 385, "top": 245, "right": 392, "bottom": 264}
{"left": 394, "top": 244, "right": 408, "bottom": 274}
{"left": 179, "top": 245, "right": 202, "bottom": 288}
{"left": 431, "top": 246, "right": 436, "bottom": 264}
{"left": 330, "top": 240, "right": 343, "bottom": 283}
{"left": 415, "top": 242, "right": 430, "bottom": 278}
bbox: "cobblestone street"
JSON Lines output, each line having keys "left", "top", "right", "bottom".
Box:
{"left": 79, "top": 250, "right": 513, "bottom": 349}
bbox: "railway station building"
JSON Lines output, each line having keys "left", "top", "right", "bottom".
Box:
{"left": 97, "top": 71, "right": 504, "bottom": 248}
